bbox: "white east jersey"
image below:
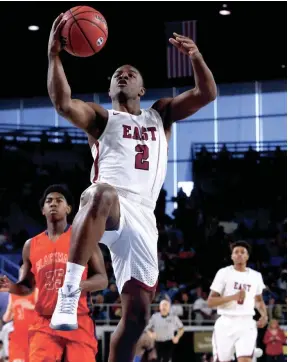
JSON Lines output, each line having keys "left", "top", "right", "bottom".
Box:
{"left": 210, "top": 265, "right": 266, "bottom": 316}
{"left": 90, "top": 108, "right": 168, "bottom": 207}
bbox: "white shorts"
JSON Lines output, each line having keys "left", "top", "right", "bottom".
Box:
{"left": 212, "top": 315, "right": 257, "bottom": 362}
{"left": 80, "top": 184, "right": 159, "bottom": 293}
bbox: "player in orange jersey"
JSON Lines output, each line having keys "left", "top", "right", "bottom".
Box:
{"left": 2, "top": 266, "right": 38, "bottom": 362}
{"left": 0, "top": 184, "right": 108, "bottom": 362}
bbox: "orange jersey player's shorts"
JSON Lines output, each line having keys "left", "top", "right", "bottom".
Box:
{"left": 28, "top": 313, "right": 97, "bottom": 362}
{"left": 9, "top": 330, "right": 29, "bottom": 362}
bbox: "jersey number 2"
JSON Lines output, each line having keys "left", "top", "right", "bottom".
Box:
{"left": 135, "top": 144, "right": 149, "bottom": 170}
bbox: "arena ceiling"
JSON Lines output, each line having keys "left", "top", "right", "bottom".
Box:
{"left": 1, "top": 1, "right": 286, "bottom": 98}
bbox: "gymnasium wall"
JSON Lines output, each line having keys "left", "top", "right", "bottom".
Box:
{"left": 0, "top": 79, "right": 286, "bottom": 215}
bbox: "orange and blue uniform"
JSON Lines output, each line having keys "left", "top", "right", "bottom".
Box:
{"left": 28, "top": 226, "right": 97, "bottom": 362}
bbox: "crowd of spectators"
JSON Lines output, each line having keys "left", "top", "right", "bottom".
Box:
{"left": 0, "top": 137, "right": 286, "bottom": 326}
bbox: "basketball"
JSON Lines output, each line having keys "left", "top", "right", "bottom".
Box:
{"left": 61, "top": 6, "right": 108, "bottom": 57}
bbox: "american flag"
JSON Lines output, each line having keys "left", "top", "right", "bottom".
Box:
{"left": 165, "top": 20, "right": 197, "bottom": 79}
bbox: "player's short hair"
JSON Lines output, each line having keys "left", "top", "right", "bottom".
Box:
{"left": 39, "top": 184, "right": 74, "bottom": 210}
{"left": 230, "top": 240, "right": 251, "bottom": 255}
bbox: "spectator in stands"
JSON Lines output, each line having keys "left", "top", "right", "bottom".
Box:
{"left": 244, "top": 146, "right": 259, "bottom": 164}
{"left": 218, "top": 144, "right": 231, "bottom": 162}
{"left": 263, "top": 319, "right": 286, "bottom": 362}
{"left": 178, "top": 292, "right": 191, "bottom": 322}
{"left": 0, "top": 138, "right": 287, "bottom": 331}
{"left": 110, "top": 296, "right": 122, "bottom": 322}
{"left": 267, "top": 298, "right": 283, "bottom": 321}
{"left": 193, "top": 288, "right": 214, "bottom": 325}
{"left": 277, "top": 270, "right": 287, "bottom": 293}
{"left": 91, "top": 294, "right": 107, "bottom": 324}
{"left": 104, "top": 283, "right": 119, "bottom": 303}
{"left": 170, "top": 299, "right": 183, "bottom": 318}
{"left": 280, "top": 297, "right": 286, "bottom": 322}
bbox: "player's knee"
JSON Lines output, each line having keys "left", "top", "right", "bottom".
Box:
{"left": 238, "top": 357, "right": 253, "bottom": 362}
{"left": 89, "top": 184, "right": 118, "bottom": 218}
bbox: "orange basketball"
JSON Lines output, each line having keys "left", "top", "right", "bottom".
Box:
{"left": 61, "top": 6, "right": 108, "bottom": 57}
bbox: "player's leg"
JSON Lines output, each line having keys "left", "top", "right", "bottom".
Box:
{"left": 63, "top": 341, "right": 96, "bottom": 362}
{"left": 235, "top": 325, "right": 257, "bottom": 362}
{"left": 134, "top": 332, "right": 155, "bottom": 362}
{"left": 24, "top": 333, "right": 30, "bottom": 362}
{"left": 108, "top": 280, "right": 153, "bottom": 362}
{"left": 51, "top": 183, "right": 120, "bottom": 330}
{"left": 29, "top": 331, "right": 64, "bottom": 362}
{"left": 212, "top": 319, "right": 235, "bottom": 362}
{"left": 9, "top": 333, "right": 26, "bottom": 362}
{"left": 134, "top": 332, "right": 146, "bottom": 362}
{"left": 147, "top": 347, "right": 157, "bottom": 362}
{"left": 62, "top": 314, "right": 98, "bottom": 362}
{"left": 67, "top": 183, "right": 120, "bottom": 265}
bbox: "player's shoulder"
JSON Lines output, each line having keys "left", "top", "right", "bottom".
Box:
{"left": 28, "top": 231, "right": 48, "bottom": 249}
{"left": 21, "top": 237, "right": 33, "bottom": 251}
{"left": 30, "top": 231, "right": 47, "bottom": 242}
{"left": 151, "top": 98, "right": 172, "bottom": 116}
{"left": 247, "top": 267, "right": 263, "bottom": 279}
{"left": 145, "top": 106, "right": 163, "bottom": 121}
{"left": 33, "top": 230, "right": 47, "bottom": 238}
{"left": 216, "top": 265, "right": 233, "bottom": 276}
{"left": 86, "top": 102, "right": 108, "bottom": 119}
{"left": 62, "top": 225, "right": 72, "bottom": 237}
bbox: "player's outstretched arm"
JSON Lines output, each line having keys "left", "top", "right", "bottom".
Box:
{"left": 79, "top": 245, "right": 108, "bottom": 292}
{"left": 255, "top": 294, "right": 268, "bottom": 328}
{"left": 47, "top": 14, "right": 108, "bottom": 137}
{"left": 153, "top": 33, "right": 217, "bottom": 129}
{"left": 0, "top": 240, "right": 36, "bottom": 296}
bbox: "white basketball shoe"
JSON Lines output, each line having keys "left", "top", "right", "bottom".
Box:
{"left": 50, "top": 286, "right": 81, "bottom": 331}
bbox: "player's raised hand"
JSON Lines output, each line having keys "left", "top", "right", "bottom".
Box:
{"left": 169, "top": 32, "right": 200, "bottom": 59}
{"left": 0, "top": 275, "right": 12, "bottom": 292}
{"left": 48, "top": 13, "right": 67, "bottom": 56}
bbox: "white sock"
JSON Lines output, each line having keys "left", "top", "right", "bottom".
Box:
{"left": 62, "top": 262, "right": 85, "bottom": 293}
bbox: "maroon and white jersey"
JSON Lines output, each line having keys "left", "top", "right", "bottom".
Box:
{"left": 210, "top": 266, "right": 266, "bottom": 316}
{"left": 90, "top": 108, "right": 168, "bottom": 208}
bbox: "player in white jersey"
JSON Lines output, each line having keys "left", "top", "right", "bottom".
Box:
{"left": 47, "top": 13, "right": 217, "bottom": 362}
{"left": 207, "top": 241, "right": 268, "bottom": 362}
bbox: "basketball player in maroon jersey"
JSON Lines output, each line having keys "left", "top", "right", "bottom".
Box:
{"left": 48, "top": 13, "right": 217, "bottom": 362}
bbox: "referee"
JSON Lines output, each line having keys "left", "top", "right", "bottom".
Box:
{"left": 146, "top": 300, "right": 184, "bottom": 362}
